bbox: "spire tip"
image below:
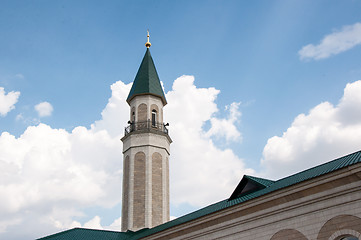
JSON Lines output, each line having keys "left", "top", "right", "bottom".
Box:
{"left": 145, "top": 29, "right": 151, "bottom": 48}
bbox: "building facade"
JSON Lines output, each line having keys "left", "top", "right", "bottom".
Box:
{"left": 133, "top": 151, "right": 361, "bottom": 240}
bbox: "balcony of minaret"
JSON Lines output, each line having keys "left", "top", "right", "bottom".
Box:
{"left": 124, "top": 120, "right": 170, "bottom": 136}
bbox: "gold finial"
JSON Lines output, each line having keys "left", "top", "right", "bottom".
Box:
{"left": 145, "top": 29, "right": 151, "bottom": 48}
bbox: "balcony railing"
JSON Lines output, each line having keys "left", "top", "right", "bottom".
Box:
{"left": 124, "top": 120, "right": 169, "bottom": 136}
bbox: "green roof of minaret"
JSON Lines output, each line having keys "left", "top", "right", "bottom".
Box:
{"left": 127, "top": 32, "right": 167, "bottom": 105}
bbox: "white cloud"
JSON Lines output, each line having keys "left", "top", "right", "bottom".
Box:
{"left": 90, "top": 81, "right": 131, "bottom": 137}
{"left": 205, "top": 102, "right": 242, "bottom": 142}
{"left": 34, "top": 101, "right": 53, "bottom": 117}
{"left": 15, "top": 114, "right": 24, "bottom": 121}
{"left": 0, "top": 87, "right": 20, "bottom": 117}
{"left": 0, "top": 76, "right": 248, "bottom": 239}
{"left": 0, "top": 94, "right": 124, "bottom": 238}
{"left": 261, "top": 80, "right": 361, "bottom": 179}
{"left": 299, "top": 22, "right": 361, "bottom": 60}
{"left": 105, "top": 217, "right": 121, "bottom": 231}
{"left": 60, "top": 215, "right": 121, "bottom": 232}
{"left": 166, "top": 76, "right": 252, "bottom": 206}
{"left": 83, "top": 216, "right": 103, "bottom": 230}
{"left": 0, "top": 219, "right": 22, "bottom": 233}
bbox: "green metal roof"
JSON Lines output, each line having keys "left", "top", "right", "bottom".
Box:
{"left": 37, "top": 228, "right": 136, "bottom": 240}
{"left": 127, "top": 48, "right": 167, "bottom": 105}
{"left": 38, "top": 150, "right": 361, "bottom": 240}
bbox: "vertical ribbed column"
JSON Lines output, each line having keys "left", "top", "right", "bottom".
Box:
{"left": 133, "top": 152, "right": 146, "bottom": 229}
{"left": 165, "top": 156, "right": 170, "bottom": 221}
{"left": 121, "top": 156, "right": 130, "bottom": 231}
{"left": 152, "top": 152, "right": 163, "bottom": 227}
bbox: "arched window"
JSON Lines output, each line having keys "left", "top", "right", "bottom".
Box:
{"left": 339, "top": 237, "right": 358, "bottom": 240}
{"left": 131, "top": 111, "right": 135, "bottom": 130}
{"left": 152, "top": 110, "right": 157, "bottom": 127}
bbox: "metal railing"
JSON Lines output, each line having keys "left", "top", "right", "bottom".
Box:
{"left": 124, "top": 120, "right": 169, "bottom": 136}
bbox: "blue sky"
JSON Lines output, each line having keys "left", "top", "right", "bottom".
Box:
{"left": 1, "top": 1, "right": 361, "bottom": 239}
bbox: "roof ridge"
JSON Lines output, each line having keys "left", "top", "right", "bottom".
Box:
{"left": 276, "top": 150, "right": 361, "bottom": 184}
{"left": 73, "top": 227, "right": 123, "bottom": 233}
{"left": 37, "top": 228, "right": 76, "bottom": 239}
{"left": 37, "top": 227, "right": 134, "bottom": 240}
{"left": 244, "top": 175, "right": 276, "bottom": 187}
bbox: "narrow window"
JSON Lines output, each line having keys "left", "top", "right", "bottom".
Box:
{"left": 132, "top": 112, "right": 135, "bottom": 130}
{"left": 152, "top": 110, "right": 157, "bottom": 127}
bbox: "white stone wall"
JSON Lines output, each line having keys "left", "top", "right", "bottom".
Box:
{"left": 129, "top": 95, "right": 164, "bottom": 123}
{"left": 122, "top": 136, "right": 171, "bottom": 231}
{"left": 123, "top": 132, "right": 171, "bottom": 155}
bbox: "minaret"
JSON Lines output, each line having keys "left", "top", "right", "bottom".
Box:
{"left": 121, "top": 31, "right": 172, "bottom": 232}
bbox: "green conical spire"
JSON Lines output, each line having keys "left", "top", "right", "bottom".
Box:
{"left": 126, "top": 48, "right": 167, "bottom": 105}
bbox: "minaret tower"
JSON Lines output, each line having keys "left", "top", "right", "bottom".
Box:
{"left": 121, "top": 31, "right": 172, "bottom": 232}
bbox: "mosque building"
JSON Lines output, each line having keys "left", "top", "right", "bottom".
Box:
{"left": 38, "top": 34, "right": 361, "bottom": 240}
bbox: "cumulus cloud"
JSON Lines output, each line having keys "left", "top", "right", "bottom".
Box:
{"left": 0, "top": 87, "right": 20, "bottom": 116}
{"left": 83, "top": 216, "right": 103, "bottom": 229}
{"left": 261, "top": 80, "right": 361, "bottom": 179}
{"left": 105, "top": 217, "right": 121, "bottom": 231}
{"left": 166, "top": 76, "right": 252, "bottom": 206}
{"left": 34, "top": 101, "right": 54, "bottom": 117}
{"left": 0, "top": 123, "right": 123, "bottom": 239}
{"left": 299, "top": 22, "right": 361, "bottom": 60}
{"left": 205, "top": 102, "right": 242, "bottom": 142}
{"left": 0, "top": 76, "right": 247, "bottom": 239}
{"left": 0, "top": 80, "right": 130, "bottom": 239}
{"left": 90, "top": 81, "right": 132, "bottom": 137}
{"left": 60, "top": 215, "right": 121, "bottom": 232}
